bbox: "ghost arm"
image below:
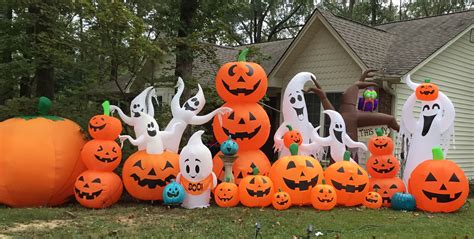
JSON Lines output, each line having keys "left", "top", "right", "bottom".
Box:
{"left": 438, "top": 92, "right": 455, "bottom": 133}
{"left": 189, "top": 107, "right": 233, "bottom": 125}
{"left": 343, "top": 133, "right": 367, "bottom": 151}
{"left": 119, "top": 135, "right": 145, "bottom": 147}
{"left": 401, "top": 93, "right": 417, "bottom": 134}
{"left": 273, "top": 123, "right": 287, "bottom": 152}
{"left": 110, "top": 105, "right": 133, "bottom": 126}
{"left": 311, "top": 126, "right": 332, "bottom": 147}
{"left": 159, "top": 122, "right": 184, "bottom": 138}
{"left": 211, "top": 172, "right": 217, "bottom": 189}
{"left": 171, "top": 77, "right": 185, "bottom": 116}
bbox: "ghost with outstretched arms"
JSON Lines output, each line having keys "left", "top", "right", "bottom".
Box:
{"left": 110, "top": 87, "right": 157, "bottom": 150}
{"left": 163, "top": 77, "right": 232, "bottom": 153}
{"left": 399, "top": 74, "right": 455, "bottom": 185}
{"left": 312, "top": 110, "right": 367, "bottom": 162}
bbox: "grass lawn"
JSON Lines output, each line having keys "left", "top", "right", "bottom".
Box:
{"left": 0, "top": 200, "right": 473, "bottom": 238}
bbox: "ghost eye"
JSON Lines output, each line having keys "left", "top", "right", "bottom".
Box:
{"left": 92, "top": 178, "right": 101, "bottom": 183}
{"left": 390, "top": 184, "right": 398, "bottom": 189}
{"left": 191, "top": 98, "right": 197, "bottom": 102}
{"left": 97, "top": 146, "right": 103, "bottom": 152}
{"left": 422, "top": 105, "right": 430, "bottom": 111}
{"left": 287, "top": 161, "right": 296, "bottom": 169}
{"left": 306, "top": 160, "right": 314, "bottom": 168}
{"left": 297, "top": 95, "right": 302, "bottom": 101}
{"left": 163, "top": 161, "right": 174, "bottom": 170}
{"left": 290, "top": 97, "right": 296, "bottom": 104}
{"left": 449, "top": 173, "right": 460, "bottom": 182}
{"left": 249, "top": 112, "right": 256, "bottom": 121}
{"left": 432, "top": 103, "right": 440, "bottom": 110}
{"left": 228, "top": 64, "right": 237, "bottom": 76}
{"left": 425, "top": 173, "right": 437, "bottom": 182}
{"left": 246, "top": 64, "right": 254, "bottom": 76}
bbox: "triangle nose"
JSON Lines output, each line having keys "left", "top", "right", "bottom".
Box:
{"left": 237, "top": 76, "right": 245, "bottom": 82}
{"left": 238, "top": 118, "right": 245, "bottom": 124}
{"left": 440, "top": 184, "right": 447, "bottom": 190}
{"left": 300, "top": 172, "right": 305, "bottom": 177}
{"left": 84, "top": 183, "right": 89, "bottom": 188}
{"left": 349, "top": 176, "right": 354, "bottom": 181}
{"left": 148, "top": 168, "right": 157, "bottom": 176}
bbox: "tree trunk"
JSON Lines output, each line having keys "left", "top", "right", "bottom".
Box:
{"left": 371, "top": 0, "right": 377, "bottom": 25}
{"left": 0, "top": 2, "right": 13, "bottom": 103}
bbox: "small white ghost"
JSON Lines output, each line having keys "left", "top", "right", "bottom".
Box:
{"left": 119, "top": 112, "right": 181, "bottom": 155}
{"left": 176, "top": 130, "right": 217, "bottom": 209}
{"left": 312, "top": 110, "right": 367, "bottom": 162}
{"left": 163, "top": 77, "right": 232, "bottom": 153}
{"left": 110, "top": 86, "right": 158, "bottom": 150}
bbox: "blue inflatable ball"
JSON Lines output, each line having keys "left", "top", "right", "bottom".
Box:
{"left": 163, "top": 180, "right": 185, "bottom": 205}
{"left": 220, "top": 136, "right": 238, "bottom": 156}
{"left": 391, "top": 192, "right": 416, "bottom": 211}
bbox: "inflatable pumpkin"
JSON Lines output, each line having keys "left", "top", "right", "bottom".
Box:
{"left": 408, "top": 147, "right": 469, "bottom": 213}
{"left": 367, "top": 128, "right": 393, "bottom": 156}
{"left": 0, "top": 97, "right": 86, "bottom": 207}
{"left": 324, "top": 151, "right": 369, "bottom": 206}
{"left": 310, "top": 180, "right": 337, "bottom": 211}
{"left": 363, "top": 191, "right": 382, "bottom": 209}
{"left": 213, "top": 102, "right": 270, "bottom": 150}
{"left": 220, "top": 135, "right": 238, "bottom": 156}
{"left": 283, "top": 125, "right": 302, "bottom": 148}
{"left": 215, "top": 49, "right": 268, "bottom": 103}
{"left": 81, "top": 139, "right": 122, "bottom": 171}
{"left": 122, "top": 150, "right": 180, "bottom": 201}
{"left": 369, "top": 177, "right": 405, "bottom": 207}
{"left": 391, "top": 192, "right": 416, "bottom": 211}
{"left": 213, "top": 150, "right": 271, "bottom": 184}
{"left": 272, "top": 189, "right": 292, "bottom": 210}
{"left": 74, "top": 170, "right": 122, "bottom": 209}
{"left": 269, "top": 143, "right": 323, "bottom": 206}
{"left": 88, "top": 101, "right": 122, "bottom": 140}
{"left": 366, "top": 154, "right": 400, "bottom": 178}
{"left": 238, "top": 168, "right": 274, "bottom": 207}
{"left": 416, "top": 79, "right": 439, "bottom": 101}
{"left": 163, "top": 179, "right": 185, "bottom": 205}
{"left": 214, "top": 178, "right": 239, "bottom": 207}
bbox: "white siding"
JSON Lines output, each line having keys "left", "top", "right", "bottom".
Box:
{"left": 394, "top": 31, "right": 474, "bottom": 178}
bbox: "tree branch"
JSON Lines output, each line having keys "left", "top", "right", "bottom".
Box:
{"left": 266, "top": 4, "right": 302, "bottom": 42}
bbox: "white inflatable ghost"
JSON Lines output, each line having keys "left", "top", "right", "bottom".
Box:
{"left": 312, "top": 110, "right": 367, "bottom": 162}
{"left": 110, "top": 86, "right": 158, "bottom": 150}
{"left": 176, "top": 130, "right": 217, "bottom": 209}
{"left": 399, "top": 74, "right": 455, "bottom": 185}
{"left": 163, "top": 77, "right": 232, "bottom": 153}
{"left": 274, "top": 72, "right": 322, "bottom": 157}
{"left": 119, "top": 112, "right": 181, "bottom": 155}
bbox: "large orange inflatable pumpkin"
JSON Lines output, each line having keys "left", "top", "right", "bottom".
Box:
{"left": 213, "top": 102, "right": 270, "bottom": 150}
{"left": 213, "top": 149, "right": 271, "bottom": 184}
{"left": 215, "top": 49, "right": 268, "bottom": 103}
{"left": 81, "top": 139, "right": 122, "bottom": 171}
{"left": 269, "top": 144, "right": 323, "bottom": 206}
{"left": 0, "top": 97, "right": 86, "bottom": 207}
{"left": 74, "top": 170, "right": 123, "bottom": 209}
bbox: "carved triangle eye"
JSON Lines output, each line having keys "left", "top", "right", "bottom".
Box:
{"left": 249, "top": 112, "right": 256, "bottom": 120}
{"left": 287, "top": 161, "right": 296, "bottom": 169}
{"left": 449, "top": 173, "right": 460, "bottom": 182}
{"left": 425, "top": 173, "right": 437, "bottom": 182}
{"left": 337, "top": 167, "right": 344, "bottom": 173}
{"left": 228, "top": 112, "right": 235, "bottom": 120}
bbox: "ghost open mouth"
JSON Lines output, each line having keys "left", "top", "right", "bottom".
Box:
{"left": 382, "top": 197, "right": 391, "bottom": 204}
{"left": 365, "top": 197, "right": 379, "bottom": 203}
{"left": 222, "top": 126, "right": 261, "bottom": 141}
{"left": 218, "top": 196, "right": 233, "bottom": 202}
{"left": 293, "top": 107, "right": 304, "bottom": 121}
{"left": 422, "top": 190, "right": 462, "bottom": 203}
{"left": 75, "top": 188, "right": 103, "bottom": 200}
{"left": 283, "top": 175, "right": 318, "bottom": 191}
{"left": 147, "top": 130, "right": 157, "bottom": 137}
{"left": 246, "top": 187, "right": 271, "bottom": 197}
{"left": 167, "top": 191, "right": 179, "bottom": 198}
{"left": 89, "top": 124, "right": 106, "bottom": 132}
{"left": 222, "top": 80, "right": 261, "bottom": 96}
{"left": 331, "top": 180, "right": 366, "bottom": 193}
{"left": 276, "top": 200, "right": 289, "bottom": 205}
{"left": 333, "top": 130, "right": 343, "bottom": 143}
{"left": 419, "top": 90, "right": 435, "bottom": 95}
{"left": 422, "top": 114, "right": 436, "bottom": 136}
{"left": 318, "top": 197, "right": 334, "bottom": 203}
{"left": 183, "top": 102, "right": 197, "bottom": 111}
{"left": 372, "top": 166, "right": 395, "bottom": 174}
{"left": 132, "top": 111, "right": 141, "bottom": 118}
{"left": 94, "top": 155, "right": 118, "bottom": 163}
{"left": 130, "top": 174, "right": 174, "bottom": 189}
{"left": 374, "top": 142, "right": 388, "bottom": 149}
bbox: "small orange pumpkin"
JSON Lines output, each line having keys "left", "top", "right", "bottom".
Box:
{"left": 214, "top": 178, "right": 239, "bottom": 207}
{"left": 74, "top": 170, "right": 123, "bottom": 209}
{"left": 215, "top": 49, "right": 268, "bottom": 103}
{"left": 369, "top": 177, "right": 405, "bottom": 207}
{"left": 310, "top": 179, "right": 337, "bottom": 211}
{"left": 324, "top": 151, "right": 369, "bottom": 206}
{"left": 283, "top": 125, "right": 302, "bottom": 148}
{"left": 367, "top": 128, "right": 393, "bottom": 156}
{"left": 366, "top": 154, "right": 400, "bottom": 178}
{"left": 81, "top": 140, "right": 122, "bottom": 171}
{"left": 272, "top": 189, "right": 292, "bottom": 210}
{"left": 238, "top": 167, "right": 274, "bottom": 207}
{"left": 88, "top": 101, "right": 122, "bottom": 140}
{"left": 363, "top": 191, "right": 383, "bottom": 209}
{"left": 416, "top": 79, "right": 439, "bottom": 101}
{"left": 213, "top": 150, "right": 271, "bottom": 184}
{"left": 408, "top": 147, "right": 469, "bottom": 213}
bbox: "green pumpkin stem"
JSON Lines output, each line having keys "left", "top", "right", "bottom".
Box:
{"left": 424, "top": 79, "right": 431, "bottom": 83}
{"left": 238, "top": 49, "right": 249, "bottom": 62}
{"left": 432, "top": 147, "right": 444, "bottom": 161}
{"left": 343, "top": 151, "right": 351, "bottom": 161}
{"left": 102, "top": 100, "right": 110, "bottom": 116}
{"left": 289, "top": 143, "right": 299, "bottom": 156}
{"left": 225, "top": 176, "right": 231, "bottom": 183}
{"left": 375, "top": 128, "right": 383, "bottom": 136}
{"left": 278, "top": 188, "right": 283, "bottom": 193}
{"left": 322, "top": 179, "right": 326, "bottom": 185}
{"left": 227, "top": 135, "right": 232, "bottom": 141}
{"left": 252, "top": 167, "right": 260, "bottom": 175}
{"left": 38, "top": 97, "right": 52, "bottom": 116}
{"left": 286, "top": 125, "right": 293, "bottom": 131}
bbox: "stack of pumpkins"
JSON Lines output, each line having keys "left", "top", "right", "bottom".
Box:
{"left": 366, "top": 128, "right": 405, "bottom": 207}
{"left": 212, "top": 49, "right": 271, "bottom": 184}
{"left": 75, "top": 101, "right": 123, "bottom": 208}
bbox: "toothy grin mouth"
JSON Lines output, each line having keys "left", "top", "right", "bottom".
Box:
{"left": 283, "top": 175, "right": 319, "bottom": 191}
{"left": 222, "top": 80, "right": 261, "bottom": 95}
{"left": 89, "top": 124, "right": 106, "bottom": 132}
{"left": 382, "top": 197, "right": 391, "bottom": 204}
{"left": 277, "top": 200, "right": 288, "bottom": 205}
{"left": 422, "top": 190, "right": 462, "bottom": 203}
{"left": 222, "top": 126, "right": 261, "bottom": 141}
{"left": 374, "top": 143, "right": 388, "bottom": 149}
{"left": 365, "top": 198, "right": 379, "bottom": 203}
{"left": 317, "top": 197, "right": 334, "bottom": 203}
{"left": 293, "top": 107, "right": 304, "bottom": 121}
{"left": 94, "top": 155, "right": 119, "bottom": 163}
{"left": 419, "top": 90, "right": 435, "bottom": 95}
{"left": 167, "top": 191, "right": 179, "bottom": 198}
{"left": 372, "top": 166, "right": 395, "bottom": 174}
{"left": 75, "top": 188, "right": 103, "bottom": 200}
{"left": 246, "top": 187, "right": 271, "bottom": 197}
{"left": 331, "top": 180, "right": 366, "bottom": 193}
{"left": 130, "top": 174, "right": 175, "bottom": 189}
{"left": 218, "top": 196, "right": 233, "bottom": 202}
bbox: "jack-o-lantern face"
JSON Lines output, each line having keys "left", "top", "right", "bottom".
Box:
{"left": 220, "top": 136, "right": 238, "bottom": 156}
{"left": 88, "top": 115, "right": 122, "bottom": 140}
{"left": 81, "top": 140, "right": 122, "bottom": 171}
{"left": 214, "top": 181, "right": 239, "bottom": 207}
{"left": 366, "top": 155, "right": 400, "bottom": 178}
{"left": 272, "top": 190, "right": 292, "bottom": 210}
{"left": 283, "top": 125, "right": 302, "bottom": 148}
{"left": 408, "top": 147, "right": 469, "bottom": 213}
{"left": 324, "top": 152, "right": 369, "bottom": 206}
{"left": 310, "top": 182, "right": 337, "bottom": 211}
{"left": 213, "top": 103, "right": 270, "bottom": 150}
{"left": 238, "top": 169, "right": 274, "bottom": 207}
{"left": 122, "top": 151, "right": 180, "bottom": 201}
{"left": 213, "top": 150, "right": 271, "bottom": 184}
{"left": 370, "top": 177, "right": 405, "bottom": 207}
{"left": 367, "top": 128, "right": 393, "bottom": 155}
{"left": 416, "top": 79, "right": 439, "bottom": 101}
{"left": 269, "top": 144, "right": 323, "bottom": 206}
{"left": 163, "top": 179, "right": 185, "bottom": 205}
{"left": 363, "top": 191, "right": 382, "bottom": 209}
{"left": 74, "top": 170, "right": 123, "bottom": 209}
{"left": 215, "top": 49, "right": 268, "bottom": 103}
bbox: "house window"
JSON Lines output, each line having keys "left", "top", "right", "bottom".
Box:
{"left": 304, "top": 92, "right": 342, "bottom": 136}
